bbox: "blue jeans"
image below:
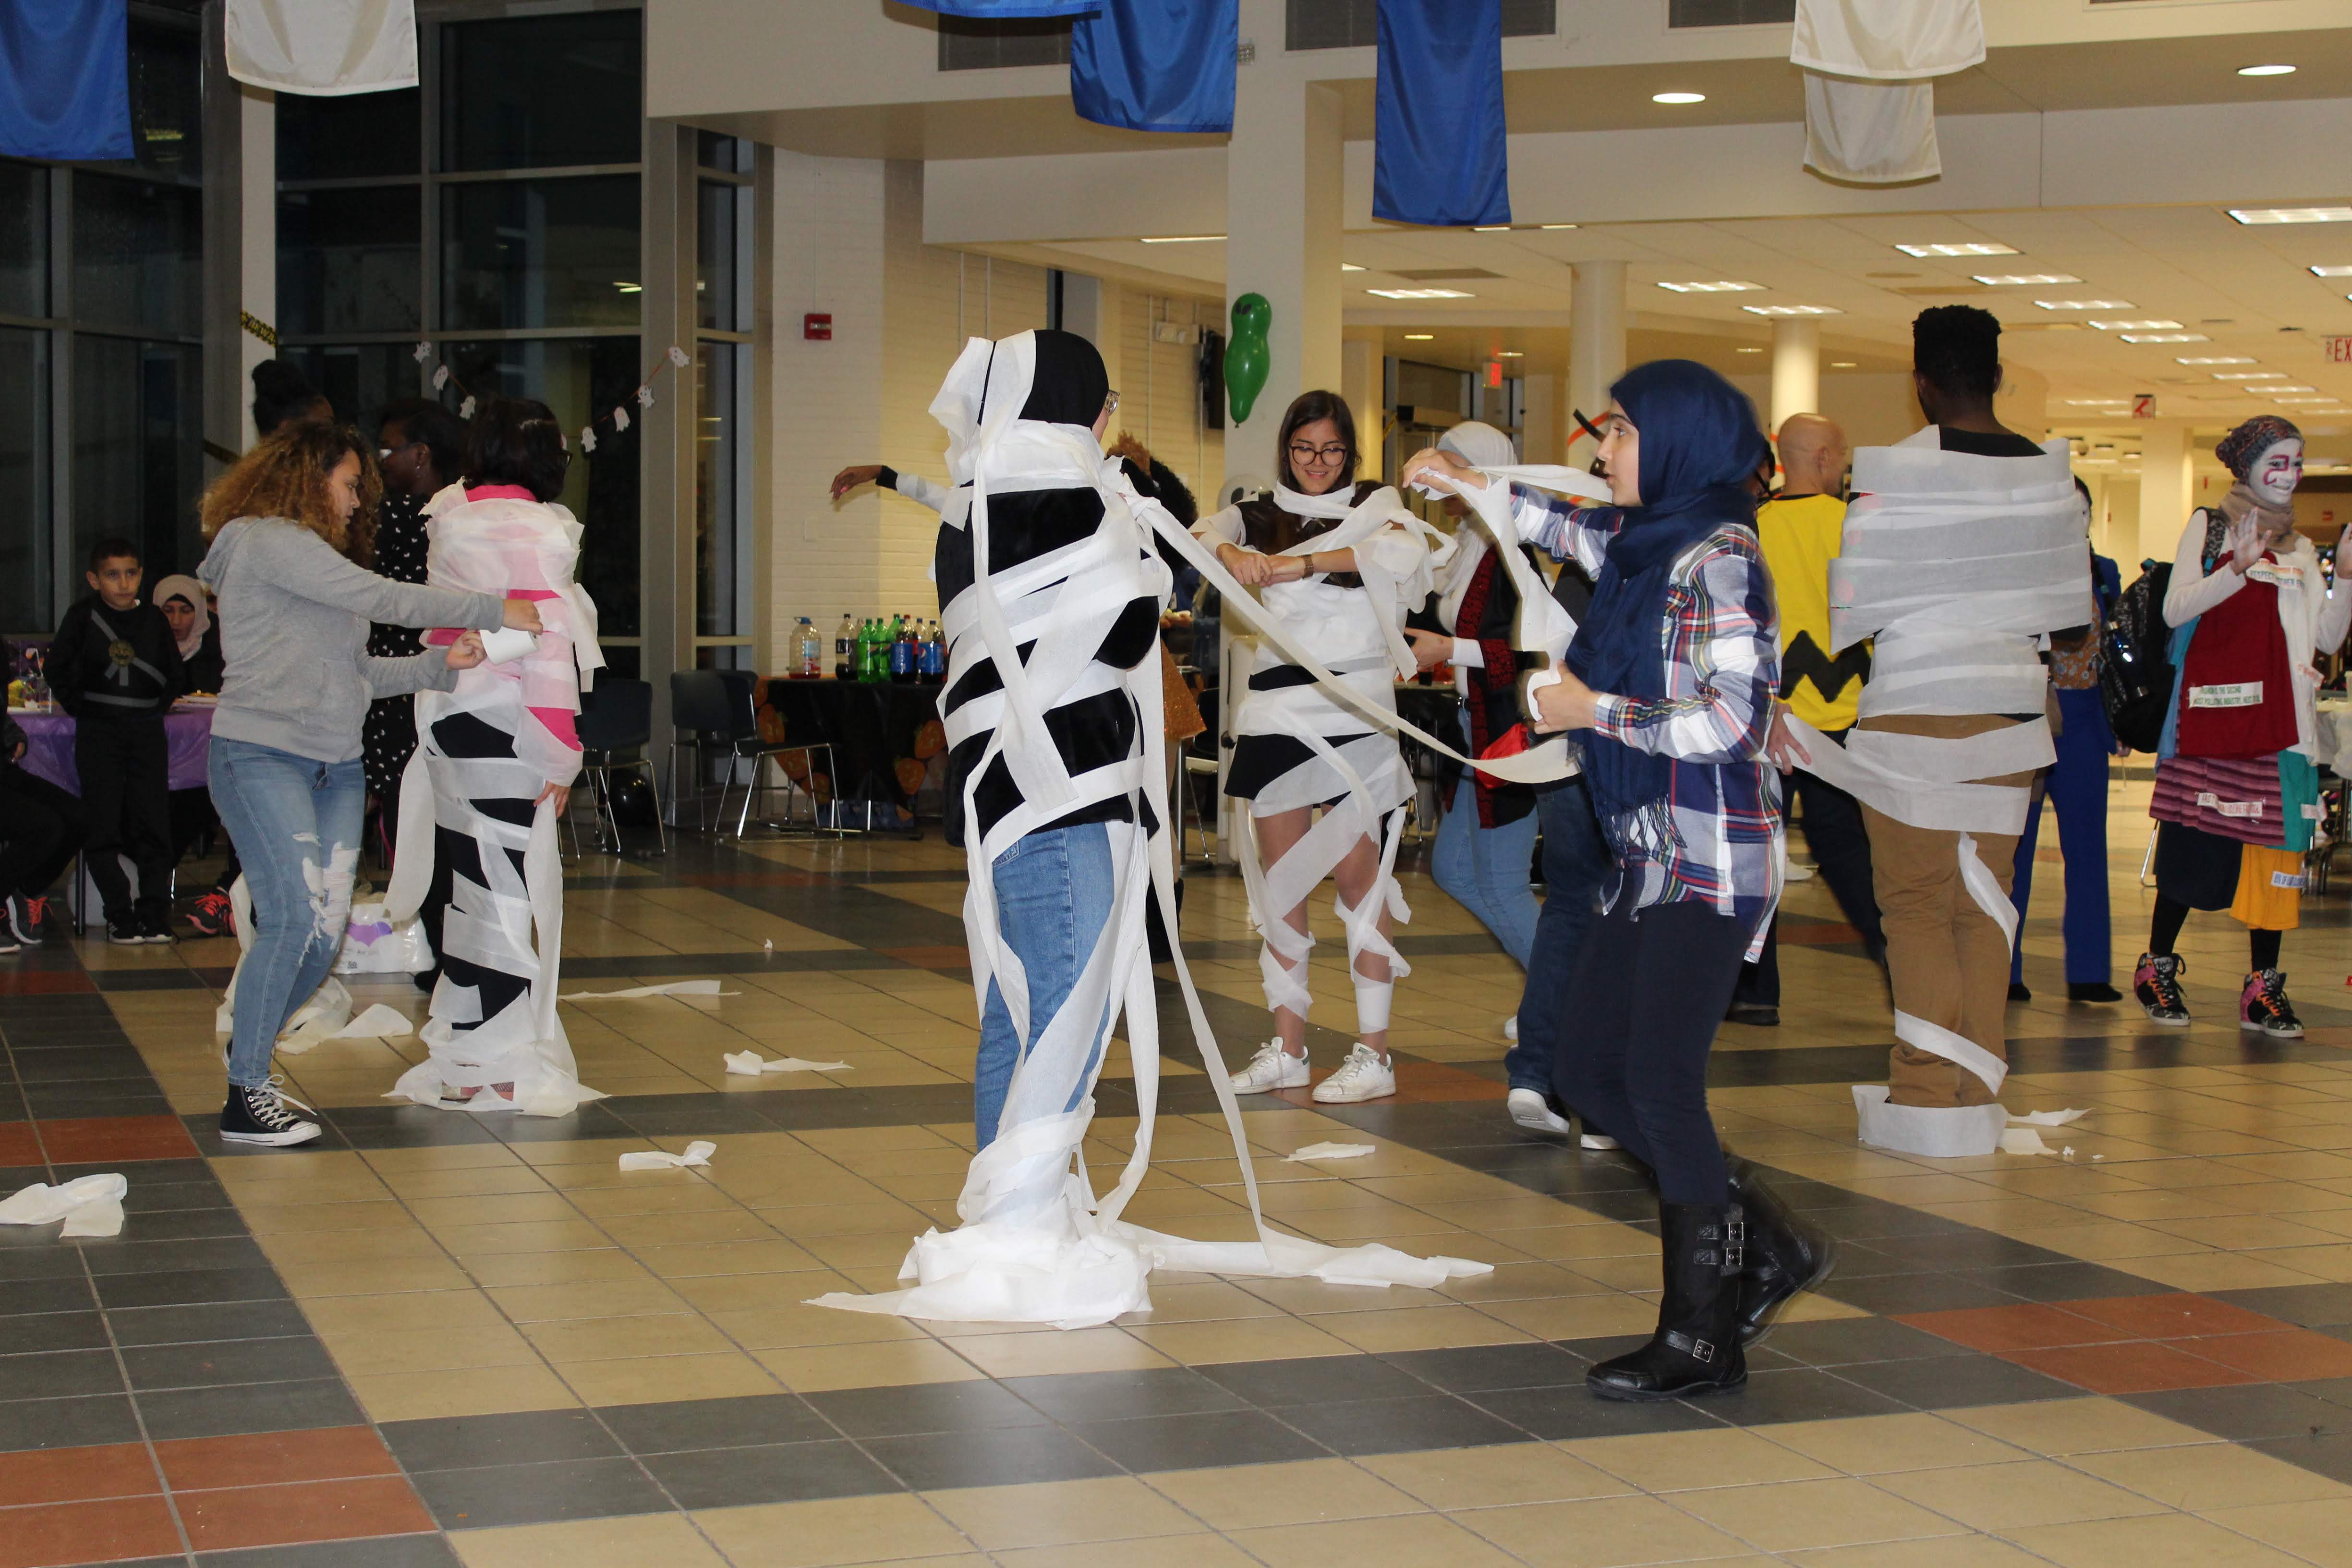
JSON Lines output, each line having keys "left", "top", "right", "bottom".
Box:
{"left": 974, "top": 821, "right": 1117, "bottom": 1148}
{"left": 1431, "top": 711, "right": 1540, "bottom": 969}
{"left": 2010, "top": 686, "right": 2115, "bottom": 986}
{"left": 1506, "top": 776, "right": 1612, "bottom": 1094}
{"left": 209, "top": 739, "right": 366, "bottom": 1090}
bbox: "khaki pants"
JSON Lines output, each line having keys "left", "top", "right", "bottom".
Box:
{"left": 1860, "top": 714, "right": 2034, "bottom": 1109}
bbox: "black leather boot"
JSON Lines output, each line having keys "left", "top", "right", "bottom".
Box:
{"left": 1588, "top": 1203, "right": 1747, "bottom": 1401}
{"left": 1726, "top": 1155, "right": 1836, "bottom": 1345}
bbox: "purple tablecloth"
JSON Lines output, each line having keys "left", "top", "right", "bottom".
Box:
{"left": 12, "top": 708, "right": 215, "bottom": 795}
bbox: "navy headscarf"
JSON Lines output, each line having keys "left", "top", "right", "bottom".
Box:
{"left": 1564, "top": 358, "right": 1769, "bottom": 835}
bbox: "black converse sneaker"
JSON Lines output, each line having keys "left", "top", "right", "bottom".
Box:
{"left": 220, "top": 1082, "right": 321, "bottom": 1147}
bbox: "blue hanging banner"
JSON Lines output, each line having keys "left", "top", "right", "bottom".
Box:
{"left": 899, "top": 1, "right": 1098, "bottom": 15}
{"left": 0, "top": 0, "right": 133, "bottom": 162}
{"left": 1373, "top": 0, "right": 1509, "bottom": 228}
{"left": 1071, "top": 0, "right": 1236, "bottom": 134}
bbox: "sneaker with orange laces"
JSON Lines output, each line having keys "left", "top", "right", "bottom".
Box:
{"left": 2133, "top": 952, "right": 2190, "bottom": 1026}
{"left": 187, "top": 889, "right": 234, "bottom": 938}
{"left": 4, "top": 894, "right": 47, "bottom": 947}
{"left": 2240, "top": 968, "right": 2304, "bottom": 1039}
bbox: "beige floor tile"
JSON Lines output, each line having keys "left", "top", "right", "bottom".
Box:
{"left": 1571, "top": 1427, "right": 1842, "bottom": 1492}
{"left": 706, "top": 1301, "right": 931, "bottom": 1350}
{"left": 318, "top": 1323, "right": 541, "bottom": 1378}
{"left": 754, "top": 1338, "right": 983, "bottom": 1391}
{"left": 943, "top": 1327, "right": 1175, "bottom": 1379}
{"left": 487, "top": 1279, "right": 693, "bottom": 1322}
{"left": 1123, "top": 1315, "right": 1357, "bottom": 1365}
{"left": 346, "top": 1362, "right": 581, "bottom": 1422}
{"left": 2204, "top": 1497, "right": 2352, "bottom": 1568}
{"left": 463, "top": 1250, "right": 655, "bottom": 1289}
{"left": 1775, "top": 1537, "right": 2066, "bottom": 1567}
{"left": 522, "top": 1314, "right": 734, "bottom": 1362}
{"left": 1943, "top": 1398, "right": 2219, "bottom": 1457}
{"left": 991, "top": 1538, "right": 1261, "bottom": 1568}
{"left": 1453, "top": 1493, "right": 1758, "bottom": 1567}
{"left": 1670, "top": 1477, "right": 1963, "bottom": 1553}
{"left": 558, "top": 1351, "right": 781, "bottom": 1405}
{"left": 1474, "top": 1293, "right": 1662, "bottom": 1340}
{"left": 2071, "top": 1441, "right": 2352, "bottom": 1510}
{"left": 2003, "top": 1512, "right": 2310, "bottom": 1568}
{"left": 450, "top": 1513, "right": 728, "bottom": 1568}
{"left": 1359, "top": 1443, "right": 1629, "bottom": 1509}
{"left": 919, "top": 1476, "right": 1201, "bottom": 1549}
{"left": 302, "top": 1288, "right": 509, "bottom": 1337}
{"left": 1233, "top": 1511, "right": 1523, "bottom": 1568}
{"left": 1873, "top": 1460, "right": 2168, "bottom": 1532}
{"left": 1761, "top": 1413, "right": 2026, "bottom": 1477}
{"left": 692, "top": 1493, "right": 974, "bottom": 1566}
{"left": 1142, "top": 1457, "right": 1425, "bottom": 1530}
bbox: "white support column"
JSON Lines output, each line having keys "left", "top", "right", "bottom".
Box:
{"left": 1060, "top": 272, "right": 1122, "bottom": 401}
{"left": 1521, "top": 373, "right": 1561, "bottom": 464}
{"left": 1224, "top": 67, "right": 1342, "bottom": 483}
{"left": 1339, "top": 337, "right": 1378, "bottom": 473}
{"left": 1567, "top": 261, "right": 1625, "bottom": 452}
{"left": 2137, "top": 420, "right": 2193, "bottom": 567}
{"left": 1770, "top": 319, "right": 1820, "bottom": 436}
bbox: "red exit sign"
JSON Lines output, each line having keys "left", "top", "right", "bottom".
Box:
{"left": 804, "top": 313, "right": 832, "bottom": 341}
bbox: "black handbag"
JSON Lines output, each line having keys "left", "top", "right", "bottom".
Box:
{"left": 2100, "top": 559, "right": 2175, "bottom": 754}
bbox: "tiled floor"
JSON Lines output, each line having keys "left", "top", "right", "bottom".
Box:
{"left": 8, "top": 773, "right": 2352, "bottom": 1564}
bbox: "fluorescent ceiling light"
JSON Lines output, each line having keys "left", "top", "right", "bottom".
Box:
{"left": 2063, "top": 398, "right": 2130, "bottom": 405}
{"left": 2178, "top": 356, "right": 2256, "bottom": 365}
{"left": 1495, "top": 350, "right": 1524, "bottom": 357}
{"left": 2214, "top": 372, "right": 2284, "bottom": 380}
{"left": 1366, "top": 287, "right": 1472, "bottom": 299}
{"left": 1735, "top": 346, "right": 1763, "bottom": 353}
{"left": 1340, "top": 263, "right": 1365, "bottom": 272}
{"left": 2230, "top": 207, "right": 2352, "bottom": 225}
{"left": 1472, "top": 225, "right": 1510, "bottom": 232}
{"left": 2266, "top": 384, "right": 2318, "bottom": 393}
{"left": 1140, "top": 234, "right": 1224, "bottom": 243}
{"left": 2238, "top": 64, "right": 2297, "bottom": 76}
{"left": 2309, "top": 265, "right": 2352, "bottom": 277}
{"left": 1974, "top": 273, "right": 2080, "bottom": 286}
{"left": 2035, "top": 299, "right": 2134, "bottom": 311}
{"left": 1403, "top": 333, "right": 1434, "bottom": 340}
{"left": 1652, "top": 91, "right": 1705, "bottom": 104}
{"left": 1743, "top": 304, "right": 1841, "bottom": 316}
{"left": 1657, "top": 280, "right": 1762, "bottom": 293}
{"left": 614, "top": 282, "right": 641, "bottom": 293}
{"left": 2121, "top": 332, "right": 2209, "bottom": 343}
{"left": 1540, "top": 224, "right": 1578, "bottom": 230}
{"left": 2089, "top": 319, "right": 2182, "bottom": 331}
{"left": 1830, "top": 360, "right": 1857, "bottom": 367}
{"left": 1895, "top": 242, "right": 2018, "bottom": 257}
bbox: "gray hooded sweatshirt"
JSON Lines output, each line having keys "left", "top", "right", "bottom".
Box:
{"left": 198, "top": 517, "right": 505, "bottom": 764}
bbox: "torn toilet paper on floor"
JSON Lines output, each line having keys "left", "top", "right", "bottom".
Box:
{"left": 562, "top": 981, "right": 738, "bottom": 1001}
{"left": 334, "top": 1004, "right": 415, "bottom": 1039}
{"left": 723, "top": 1052, "right": 850, "bottom": 1076}
{"left": 0, "top": 1173, "right": 127, "bottom": 1237}
{"left": 1285, "top": 1143, "right": 1377, "bottom": 1163}
{"left": 618, "top": 1141, "right": 716, "bottom": 1171}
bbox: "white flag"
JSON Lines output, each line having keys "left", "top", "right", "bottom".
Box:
{"left": 226, "top": 0, "right": 419, "bottom": 96}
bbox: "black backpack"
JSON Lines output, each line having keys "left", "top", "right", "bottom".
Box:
{"left": 2100, "top": 559, "right": 2174, "bottom": 753}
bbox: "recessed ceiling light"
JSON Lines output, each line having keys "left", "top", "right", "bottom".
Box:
{"left": 1895, "top": 242, "right": 2019, "bottom": 257}
{"left": 1973, "top": 273, "right": 2081, "bottom": 286}
{"left": 2036, "top": 299, "right": 2134, "bottom": 311}
{"left": 2277, "top": 395, "right": 2341, "bottom": 403}
{"left": 2063, "top": 398, "right": 2130, "bottom": 406}
{"left": 1743, "top": 304, "right": 1842, "bottom": 316}
{"left": 2266, "top": 384, "right": 2319, "bottom": 393}
{"left": 1340, "top": 263, "right": 1365, "bottom": 272}
{"left": 2214, "top": 372, "right": 2285, "bottom": 380}
{"left": 1140, "top": 234, "right": 1224, "bottom": 243}
{"left": 1656, "top": 280, "right": 1762, "bottom": 293}
{"left": 1495, "top": 350, "right": 1524, "bottom": 357}
{"left": 2238, "top": 64, "right": 2297, "bottom": 76}
{"left": 2230, "top": 207, "right": 2352, "bottom": 225}
{"left": 1540, "top": 223, "right": 1577, "bottom": 230}
{"left": 1830, "top": 361, "right": 1857, "bottom": 368}
{"left": 2310, "top": 265, "right": 2352, "bottom": 277}
{"left": 2121, "top": 332, "right": 2209, "bottom": 343}
{"left": 1403, "top": 333, "right": 1434, "bottom": 340}
{"left": 2178, "top": 356, "right": 2256, "bottom": 365}
{"left": 1367, "top": 287, "right": 1472, "bottom": 299}
{"left": 1472, "top": 225, "right": 1511, "bottom": 232}
{"left": 1652, "top": 91, "right": 1706, "bottom": 105}
{"left": 2089, "top": 319, "right": 2182, "bottom": 331}
{"left": 1735, "top": 346, "right": 1764, "bottom": 353}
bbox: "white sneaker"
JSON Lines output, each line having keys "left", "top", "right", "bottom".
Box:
{"left": 1502, "top": 1015, "right": 1518, "bottom": 1042}
{"left": 1230, "top": 1040, "right": 1309, "bottom": 1094}
{"left": 1507, "top": 1086, "right": 1571, "bottom": 1135}
{"left": 1311, "top": 1043, "right": 1396, "bottom": 1104}
{"left": 1580, "top": 1127, "right": 1621, "bottom": 1151}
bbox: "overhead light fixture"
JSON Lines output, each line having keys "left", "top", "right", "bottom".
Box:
{"left": 1140, "top": 234, "right": 1224, "bottom": 243}
{"left": 2063, "top": 398, "right": 2130, "bottom": 406}
{"left": 1340, "top": 263, "right": 1365, "bottom": 272}
{"left": 1366, "top": 287, "right": 1472, "bottom": 299}
{"left": 1895, "top": 242, "right": 2018, "bottom": 257}
{"left": 2036, "top": 299, "right": 2134, "bottom": 311}
{"left": 2276, "top": 395, "right": 2342, "bottom": 403}
{"left": 2230, "top": 207, "right": 2352, "bottom": 225}
{"left": 2308, "top": 265, "right": 2352, "bottom": 277}
{"left": 1495, "top": 350, "right": 1524, "bottom": 357}
{"left": 1735, "top": 346, "right": 1764, "bottom": 353}
{"left": 614, "top": 282, "right": 642, "bottom": 293}
{"left": 1539, "top": 223, "right": 1578, "bottom": 230}
{"left": 2178, "top": 356, "right": 2256, "bottom": 365}
{"left": 1743, "top": 304, "right": 1841, "bottom": 316}
{"left": 2238, "top": 64, "right": 2297, "bottom": 76}
{"left": 1973, "top": 273, "right": 2080, "bottom": 286}
{"left": 1657, "top": 280, "right": 1763, "bottom": 293}
{"left": 1652, "top": 91, "right": 1706, "bottom": 104}
{"left": 1472, "top": 224, "right": 1510, "bottom": 232}
{"left": 1403, "top": 332, "right": 1434, "bottom": 340}
{"left": 1830, "top": 360, "right": 1857, "bottom": 368}
{"left": 2266, "top": 384, "right": 2319, "bottom": 393}
{"left": 2214, "top": 372, "right": 2285, "bottom": 380}
{"left": 2121, "top": 332, "right": 2209, "bottom": 343}
{"left": 2089, "top": 318, "right": 2182, "bottom": 331}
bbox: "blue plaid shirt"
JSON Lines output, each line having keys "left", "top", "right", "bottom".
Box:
{"left": 1510, "top": 485, "right": 1784, "bottom": 942}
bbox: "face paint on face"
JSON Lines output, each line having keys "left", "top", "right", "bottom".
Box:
{"left": 2250, "top": 438, "right": 2304, "bottom": 511}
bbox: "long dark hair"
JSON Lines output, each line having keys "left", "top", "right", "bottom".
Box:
{"left": 1275, "top": 389, "right": 1358, "bottom": 494}
{"left": 462, "top": 396, "right": 570, "bottom": 503}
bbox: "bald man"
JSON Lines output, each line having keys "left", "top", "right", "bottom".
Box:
{"left": 1728, "top": 414, "right": 1885, "bottom": 1025}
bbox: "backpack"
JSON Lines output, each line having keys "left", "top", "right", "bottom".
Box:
{"left": 2100, "top": 559, "right": 2174, "bottom": 753}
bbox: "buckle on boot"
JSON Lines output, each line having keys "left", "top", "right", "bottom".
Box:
{"left": 1665, "top": 1329, "right": 1716, "bottom": 1363}
{"left": 1725, "top": 1216, "right": 1746, "bottom": 1272}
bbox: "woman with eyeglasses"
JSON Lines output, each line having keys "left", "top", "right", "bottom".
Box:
{"left": 382, "top": 396, "right": 607, "bottom": 1118}
{"left": 1195, "top": 390, "right": 1446, "bottom": 1106}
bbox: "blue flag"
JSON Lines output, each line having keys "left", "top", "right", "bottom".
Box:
{"left": 1373, "top": 0, "right": 1509, "bottom": 228}
{"left": 1071, "top": 0, "right": 1236, "bottom": 134}
{"left": 0, "top": 0, "right": 132, "bottom": 162}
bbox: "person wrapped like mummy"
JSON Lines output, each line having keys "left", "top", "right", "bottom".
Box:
{"left": 1197, "top": 392, "right": 1453, "bottom": 1106}
{"left": 384, "top": 398, "right": 606, "bottom": 1118}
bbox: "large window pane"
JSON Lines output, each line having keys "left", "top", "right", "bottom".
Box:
{"left": 694, "top": 342, "right": 743, "bottom": 638}
{"left": 441, "top": 176, "right": 640, "bottom": 332}
{"left": 281, "top": 344, "right": 421, "bottom": 437}
{"left": 73, "top": 336, "right": 203, "bottom": 585}
{"left": 0, "top": 328, "right": 51, "bottom": 634}
{"left": 441, "top": 11, "right": 641, "bottom": 172}
{"left": 73, "top": 174, "right": 200, "bottom": 336}
{"left": 279, "top": 186, "right": 422, "bottom": 336}
{"left": 0, "top": 163, "right": 47, "bottom": 319}
{"left": 278, "top": 88, "right": 421, "bottom": 181}
{"left": 439, "top": 337, "right": 641, "bottom": 639}
{"left": 695, "top": 181, "right": 737, "bottom": 333}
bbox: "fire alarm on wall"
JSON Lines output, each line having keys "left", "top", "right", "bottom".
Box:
{"left": 804, "top": 314, "right": 832, "bottom": 341}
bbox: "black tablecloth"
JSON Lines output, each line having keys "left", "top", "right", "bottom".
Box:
{"left": 763, "top": 678, "right": 942, "bottom": 810}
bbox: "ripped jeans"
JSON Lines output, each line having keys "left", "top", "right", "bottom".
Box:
{"left": 209, "top": 739, "right": 365, "bottom": 1090}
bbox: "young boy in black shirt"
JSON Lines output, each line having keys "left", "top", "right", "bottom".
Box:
{"left": 49, "top": 538, "right": 186, "bottom": 942}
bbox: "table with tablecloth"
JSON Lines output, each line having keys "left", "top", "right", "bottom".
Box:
{"left": 9, "top": 707, "right": 215, "bottom": 794}
{"left": 758, "top": 679, "right": 944, "bottom": 814}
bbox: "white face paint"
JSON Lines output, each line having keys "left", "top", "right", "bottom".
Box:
{"left": 2249, "top": 438, "right": 2304, "bottom": 510}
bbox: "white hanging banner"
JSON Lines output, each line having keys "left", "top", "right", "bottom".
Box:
{"left": 1792, "top": 0, "right": 1983, "bottom": 79}
{"left": 1803, "top": 75, "right": 1940, "bottom": 185}
{"left": 225, "top": 0, "right": 419, "bottom": 95}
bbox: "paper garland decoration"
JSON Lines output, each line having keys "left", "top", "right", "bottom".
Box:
{"left": 411, "top": 340, "right": 691, "bottom": 458}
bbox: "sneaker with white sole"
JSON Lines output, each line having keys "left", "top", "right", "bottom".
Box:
{"left": 1311, "top": 1043, "right": 1396, "bottom": 1104}
{"left": 1502, "top": 1015, "right": 1518, "bottom": 1042}
{"left": 1230, "top": 1040, "right": 1309, "bottom": 1094}
{"left": 219, "top": 1081, "right": 321, "bottom": 1147}
{"left": 1579, "top": 1128, "right": 1622, "bottom": 1151}
{"left": 1507, "top": 1086, "right": 1572, "bottom": 1135}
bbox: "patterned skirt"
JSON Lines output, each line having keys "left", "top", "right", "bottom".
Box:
{"left": 2150, "top": 754, "right": 2285, "bottom": 849}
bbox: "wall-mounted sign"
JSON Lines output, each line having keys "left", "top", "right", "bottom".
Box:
{"left": 2132, "top": 393, "right": 2155, "bottom": 419}
{"left": 2325, "top": 336, "right": 2352, "bottom": 363}
{"left": 804, "top": 314, "right": 832, "bottom": 341}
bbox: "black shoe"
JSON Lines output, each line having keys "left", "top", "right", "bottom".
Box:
{"left": 2007, "top": 982, "right": 2032, "bottom": 1003}
{"left": 1725, "top": 1003, "right": 1780, "bottom": 1027}
{"left": 106, "top": 917, "right": 143, "bottom": 946}
{"left": 2069, "top": 982, "right": 2122, "bottom": 1004}
{"left": 2134, "top": 952, "right": 2190, "bottom": 1026}
{"left": 219, "top": 1082, "right": 321, "bottom": 1147}
{"left": 4, "top": 894, "right": 46, "bottom": 947}
{"left": 414, "top": 965, "right": 440, "bottom": 995}
{"left": 1588, "top": 1202, "right": 1748, "bottom": 1401}
{"left": 1725, "top": 1155, "right": 1837, "bottom": 1345}
{"left": 138, "top": 913, "right": 175, "bottom": 945}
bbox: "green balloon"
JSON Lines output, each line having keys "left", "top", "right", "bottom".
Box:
{"left": 1225, "top": 292, "right": 1271, "bottom": 425}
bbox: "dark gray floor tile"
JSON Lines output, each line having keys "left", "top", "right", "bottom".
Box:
{"left": 412, "top": 1456, "right": 671, "bottom": 1529}
{"left": 1271, "top": 1393, "right": 1527, "bottom": 1456}
{"left": 104, "top": 1207, "right": 249, "bottom": 1241}
{"left": 1463, "top": 1383, "right": 1725, "bottom": 1441}
{"left": 0, "top": 1392, "right": 141, "bottom": 1451}
{"left": 999, "top": 1367, "right": 1247, "bottom": 1425}
{"left": 0, "top": 1347, "right": 125, "bottom": 1401}
{"left": 122, "top": 1335, "right": 339, "bottom": 1391}
{"left": 1382, "top": 1342, "right": 1586, "bottom": 1393}
{"left": 807, "top": 1379, "right": 1051, "bottom": 1438}
{"left": 2123, "top": 1383, "right": 2341, "bottom": 1442}
{"left": 106, "top": 1299, "right": 315, "bottom": 1347}
{"left": 95, "top": 1264, "right": 289, "bottom": 1310}
{"left": 2252, "top": 1430, "right": 2352, "bottom": 1485}
{"left": 1964, "top": 1261, "right": 2173, "bottom": 1303}
{"left": 1864, "top": 1231, "right": 2069, "bottom": 1271}
{"left": 117, "top": 1181, "right": 239, "bottom": 1218}
{"left": 383, "top": 1408, "right": 623, "bottom": 1472}
{"left": 862, "top": 1425, "right": 1121, "bottom": 1491}
{"left": 1830, "top": 1353, "right": 2078, "bottom": 1411}
{"left": 184, "top": 1118, "right": 355, "bottom": 1156}
{"left": 1199, "top": 1353, "right": 1429, "bottom": 1409}
{"left": 1811, "top": 1274, "right": 2019, "bottom": 1316}
{"left": 13, "top": 1047, "right": 154, "bottom": 1082}
{"left": 641, "top": 1439, "right": 898, "bottom": 1508}
{"left": 135, "top": 1376, "right": 364, "bottom": 1440}
{"left": 77, "top": 1236, "right": 272, "bottom": 1276}
{"left": 1710, "top": 1367, "right": 1911, "bottom": 1427}
{"left": 1761, "top": 1317, "right": 1976, "bottom": 1368}
{"left": 1070, "top": 1408, "right": 1329, "bottom": 1472}
{"left": 0, "top": 1276, "right": 98, "bottom": 1315}
{"left": 196, "top": 1537, "right": 461, "bottom": 1568}
{"left": 0, "top": 1310, "right": 108, "bottom": 1353}
{"left": 606, "top": 1097, "right": 782, "bottom": 1136}
{"left": 2214, "top": 1284, "right": 2352, "bottom": 1329}
{"left": 0, "top": 1245, "right": 94, "bottom": 1281}
{"left": 601, "top": 1393, "right": 828, "bottom": 1454}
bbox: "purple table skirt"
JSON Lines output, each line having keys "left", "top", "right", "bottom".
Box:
{"left": 12, "top": 708, "right": 215, "bottom": 795}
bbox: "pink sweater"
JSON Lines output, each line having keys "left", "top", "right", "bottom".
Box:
{"left": 427, "top": 485, "right": 581, "bottom": 753}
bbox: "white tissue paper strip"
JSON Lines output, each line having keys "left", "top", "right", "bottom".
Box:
{"left": 2010, "top": 1108, "right": 2089, "bottom": 1127}
{"left": 1854, "top": 1084, "right": 2006, "bottom": 1157}
{"left": 0, "top": 1174, "right": 128, "bottom": 1238}
{"left": 618, "top": 1141, "right": 715, "bottom": 1171}
{"left": 334, "top": 1004, "right": 415, "bottom": 1039}
{"left": 2000, "top": 1126, "right": 2056, "bottom": 1156}
{"left": 1285, "top": 1143, "right": 1377, "bottom": 1163}
{"left": 723, "top": 1052, "right": 849, "bottom": 1076}
{"left": 561, "top": 981, "right": 737, "bottom": 1000}
{"left": 480, "top": 627, "right": 540, "bottom": 665}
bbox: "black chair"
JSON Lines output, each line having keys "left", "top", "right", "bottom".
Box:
{"left": 667, "top": 669, "right": 836, "bottom": 837}
{"left": 571, "top": 677, "right": 665, "bottom": 856}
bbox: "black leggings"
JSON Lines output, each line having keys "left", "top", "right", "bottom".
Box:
{"left": 2150, "top": 895, "right": 2281, "bottom": 972}
{"left": 1551, "top": 895, "right": 1754, "bottom": 1205}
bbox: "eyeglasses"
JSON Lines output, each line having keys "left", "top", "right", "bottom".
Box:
{"left": 1287, "top": 442, "right": 1349, "bottom": 466}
